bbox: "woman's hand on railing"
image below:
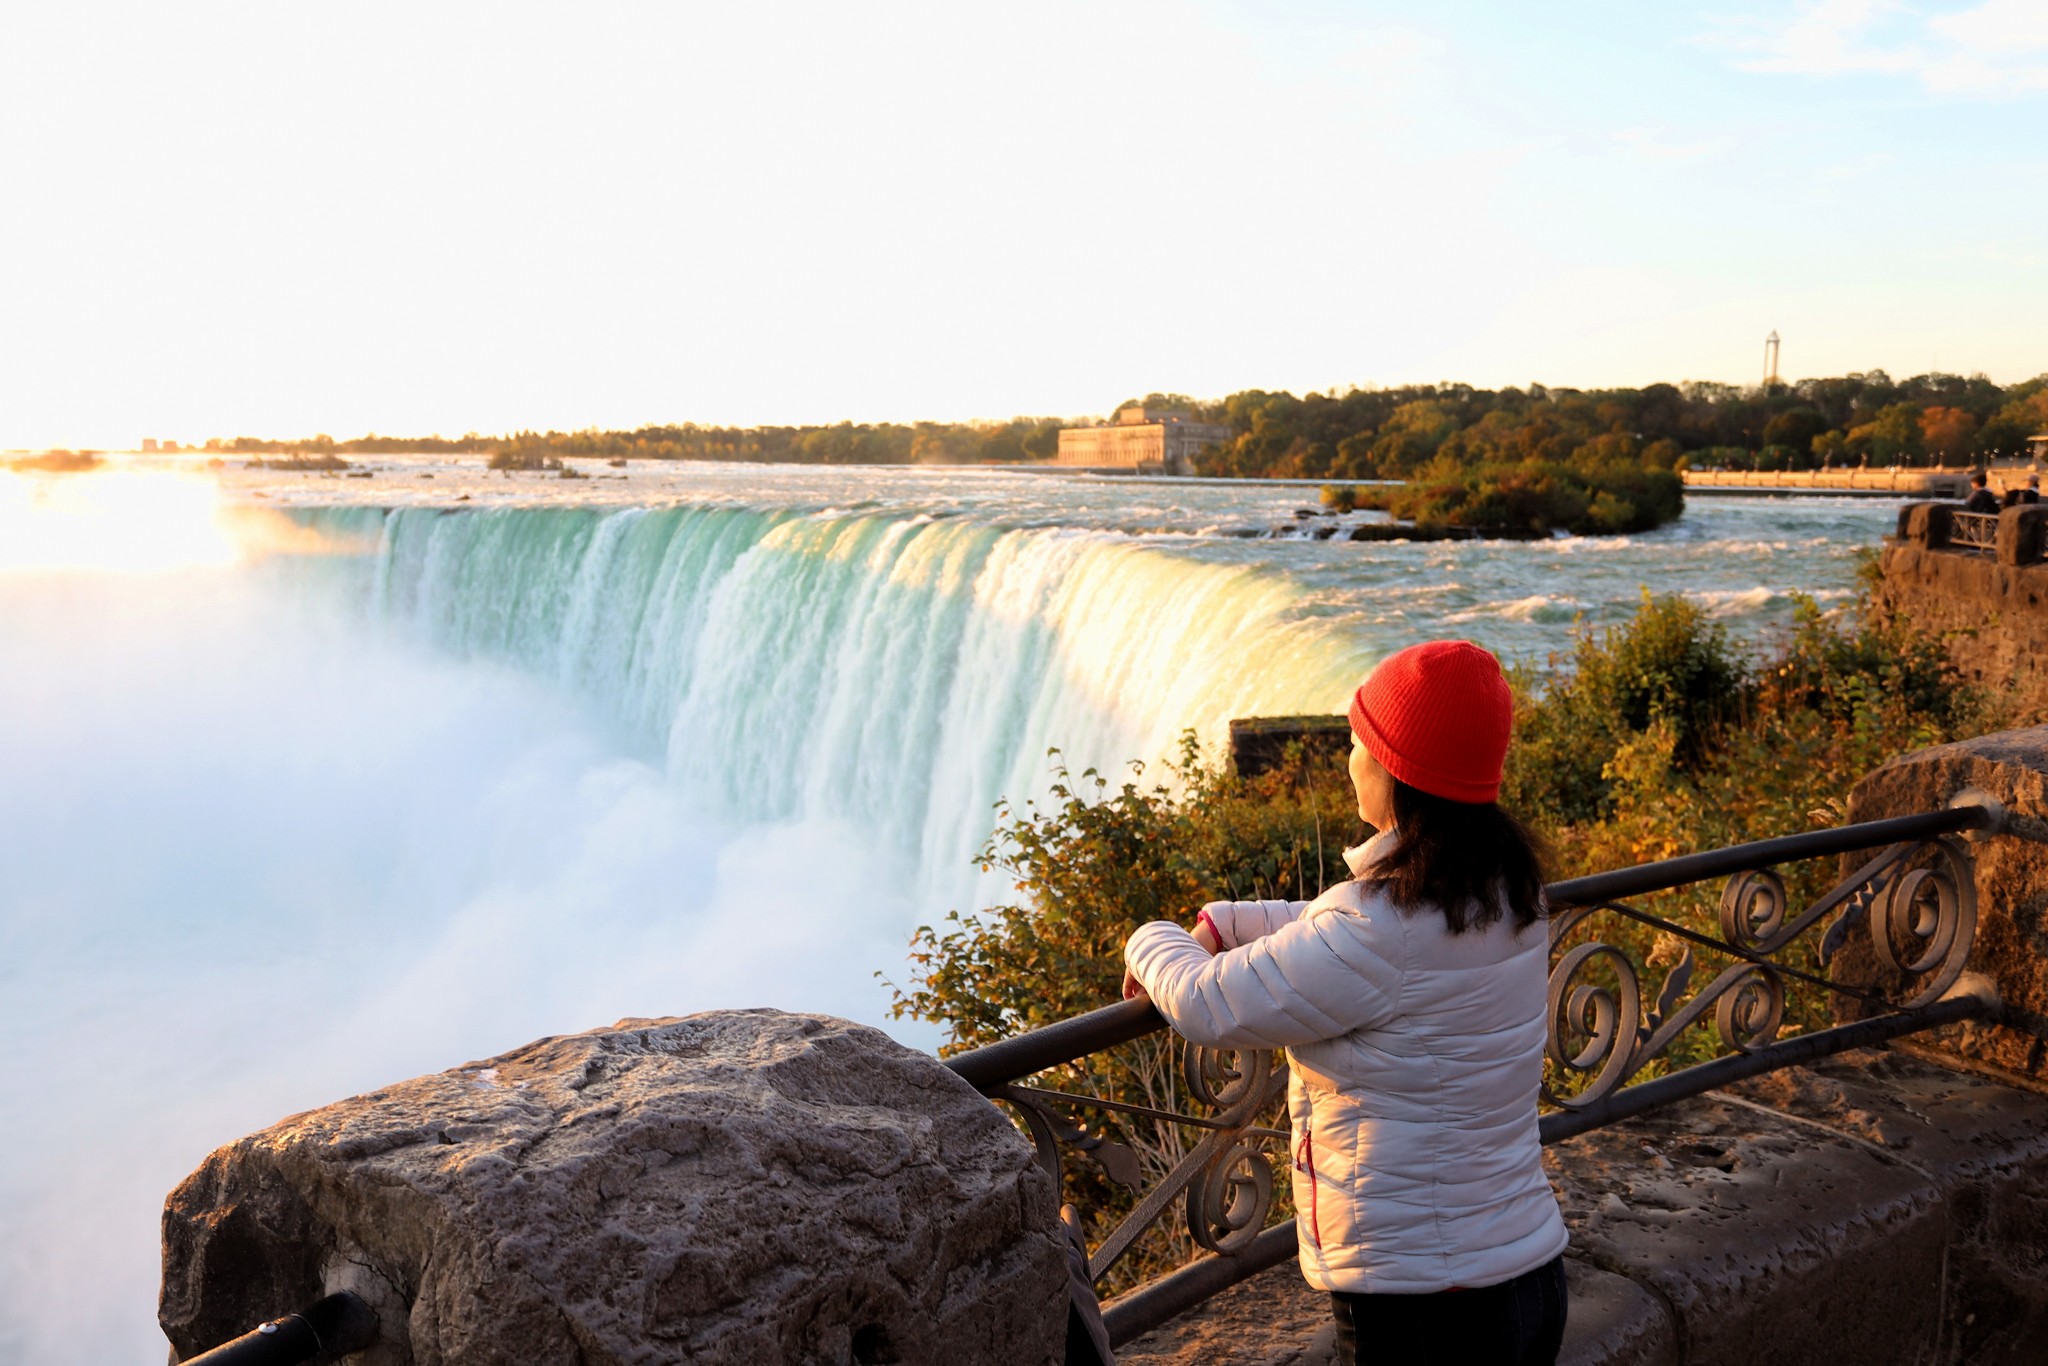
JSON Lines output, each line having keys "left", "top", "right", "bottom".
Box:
{"left": 1122, "top": 914, "right": 1223, "bottom": 999}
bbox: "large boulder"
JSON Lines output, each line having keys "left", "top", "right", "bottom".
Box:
{"left": 160, "top": 1011, "right": 1067, "bottom": 1365}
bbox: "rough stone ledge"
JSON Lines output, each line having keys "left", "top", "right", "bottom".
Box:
{"left": 1116, "top": 1049, "right": 2048, "bottom": 1365}
{"left": 159, "top": 1010, "right": 1068, "bottom": 1366}
{"left": 1841, "top": 725, "right": 2048, "bottom": 1081}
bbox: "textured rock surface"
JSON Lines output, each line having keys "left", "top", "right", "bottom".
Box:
{"left": 1842, "top": 726, "right": 2048, "bottom": 1079}
{"left": 160, "top": 1011, "right": 1066, "bottom": 1365}
{"left": 1115, "top": 1051, "right": 2048, "bottom": 1365}
{"left": 1874, "top": 534, "right": 2048, "bottom": 715}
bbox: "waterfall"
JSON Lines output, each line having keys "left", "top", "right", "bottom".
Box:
{"left": 289, "top": 503, "right": 1371, "bottom": 907}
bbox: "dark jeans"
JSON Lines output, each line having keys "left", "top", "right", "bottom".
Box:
{"left": 1330, "top": 1254, "right": 1568, "bottom": 1365}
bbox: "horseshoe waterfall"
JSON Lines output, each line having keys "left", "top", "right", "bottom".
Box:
{"left": 295, "top": 503, "right": 1370, "bottom": 905}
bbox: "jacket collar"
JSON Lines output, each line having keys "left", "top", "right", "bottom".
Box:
{"left": 1343, "top": 828, "right": 1398, "bottom": 879}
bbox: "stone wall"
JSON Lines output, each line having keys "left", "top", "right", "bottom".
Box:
{"left": 1226, "top": 715, "right": 1350, "bottom": 779}
{"left": 1876, "top": 503, "right": 2048, "bottom": 717}
{"left": 1841, "top": 727, "right": 2048, "bottom": 1084}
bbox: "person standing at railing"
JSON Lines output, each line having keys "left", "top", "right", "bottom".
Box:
{"left": 1120, "top": 640, "right": 1569, "bottom": 1366}
{"left": 1964, "top": 471, "right": 2001, "bottom": 514}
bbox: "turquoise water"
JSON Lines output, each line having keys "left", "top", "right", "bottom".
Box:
{"left": 0, "top": 459, "right": 1898, "bottom": 1364}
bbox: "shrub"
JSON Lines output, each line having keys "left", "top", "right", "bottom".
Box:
{"left": 1504, "top": 593, "right": 1747, "bottom": 823}
{"left": 886, "top": 738, "right": 1358, "bottom": 1286}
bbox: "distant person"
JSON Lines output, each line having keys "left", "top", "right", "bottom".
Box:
{"left": 2024, "top": 476, "right": 2042, "bottom": 506}
{"left": 1963, "top": 472, "right": 2000, "bottom": 515}
{"left": 1122, "top": 641, "right": 1567, "bottom": 1365}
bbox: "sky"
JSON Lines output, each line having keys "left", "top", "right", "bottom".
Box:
{"left": 0, "top": 0, "right": 2043, "bottom": 448}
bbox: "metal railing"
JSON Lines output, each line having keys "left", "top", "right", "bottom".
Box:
{"left": 944, "top": 799, "right": 2008, "bottom": 1347}
{"left": 183, "top": 1292, "right": 377, "bottom": 1365}
{"left": 1950, "top": 510, "right": 1999, "bottom": 552}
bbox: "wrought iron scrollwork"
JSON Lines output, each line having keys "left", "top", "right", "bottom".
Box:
{"left": 1545, "top": 833, "right": 1978, "bottom": 1110}
{"left": 1183, "top": 1041, "right": 1271, "bottom": 1112}
{"left": 993, "top": 1034, "right": 1288, "bottom": 1285}
{"left": 1187, "top": 1141, "right": 1273, "bottom": 1254}
{"left": 1869, "top": 838, "right": 1977, "bottom": 1006}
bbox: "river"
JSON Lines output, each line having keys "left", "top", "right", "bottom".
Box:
{"left": 0, "top": 457, "right": 1898, "bottom": 1363}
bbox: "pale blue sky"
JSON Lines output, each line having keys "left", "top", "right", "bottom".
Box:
{"left": 0, "top": 1, "right": 2042, "bottom": 446}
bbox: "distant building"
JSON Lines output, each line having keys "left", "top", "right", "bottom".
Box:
{"left": 1055, "top": 406, "right": 1230, "bottom": 475}
{"left": 140, "top": 438, "right": 158, "bottom": 452}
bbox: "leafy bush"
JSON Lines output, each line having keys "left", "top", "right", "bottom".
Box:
{"left": 1504, "top": 592, "right": 1747, "bottom": 823}
{"left": 887, "top": 739, "right": 1359, "bottom": 1285}
{"left": 890, "top": 739, "right": 1361, "bottom": 1053}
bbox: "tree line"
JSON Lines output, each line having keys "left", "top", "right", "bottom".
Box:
{"left": 1180, "top": 370, "right": 2048, "bottom": 480}
{"left": 198, "top": 369, "right": 2047, "bottom": 477}
{"left": 204, "top": 420, "right": 1066, "bottom": 466}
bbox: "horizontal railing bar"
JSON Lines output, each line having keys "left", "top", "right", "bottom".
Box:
{"left": 945, "top": 807, "right": 1994, "bottom": 1092}
{"left": 1537, "top": 990, "right": 1993, "bottom": 1142}
{"left": 945, "top": 997, "right": 1163, "bottom": 1094}
{"left": 1101, "top": 1221, "right": 1298, "bottom": 1347}
{"left": 1099, "top": 987, "right": 1996, "bottom": 1347}
{"left": 1544, "top": 805, "right": 1989, "bottom": 908}
{"left": 183, "top": 1292, "right": 376, "bottom": 1366}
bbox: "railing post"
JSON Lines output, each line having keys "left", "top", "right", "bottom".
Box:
{"left": 1900, "top": 501, "right": 1952, "bottom": 548}
{"left": 1996, "top": 505, "right": 2048, "bottom": 565}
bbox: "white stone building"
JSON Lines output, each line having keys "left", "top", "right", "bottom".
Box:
{"left": 1056, "top": 406, "right": 1230, "bottom": 475}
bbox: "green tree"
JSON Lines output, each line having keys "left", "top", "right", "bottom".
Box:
{"left": 1867, "top": 403, "right": 1925, "bottom": 466}
{"left": 1762, "top": 408, "right": 1828, "bottom": 457}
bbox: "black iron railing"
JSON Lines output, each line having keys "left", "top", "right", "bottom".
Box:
{"left": 944, "top": 798, "right": 2008, "bottom": 1347}
{"left": 182, "top": 1292, "right": 376, "bottom": 1365}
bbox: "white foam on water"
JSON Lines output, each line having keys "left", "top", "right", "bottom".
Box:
{"left": 0, "top": 568, "right": 926, "bottom": 1365}
{"left": 1444, "top": 593, "right": 1586, "bottom": 625}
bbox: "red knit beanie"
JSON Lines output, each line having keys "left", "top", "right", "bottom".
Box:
{"left": 1348, "top": 640, "right": 1513, "bottom": 804}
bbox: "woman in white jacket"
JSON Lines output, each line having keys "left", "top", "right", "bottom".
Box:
{"left": 1121, "top": 639, "right": 1568, "bottom": 1364}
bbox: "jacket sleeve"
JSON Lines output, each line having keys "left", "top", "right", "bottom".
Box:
{"left": 1125, "top": 896, "right": 1405, "bottom": 1049}
{"left": 1199, "top": 899, "right": 1308, "bottom": 949}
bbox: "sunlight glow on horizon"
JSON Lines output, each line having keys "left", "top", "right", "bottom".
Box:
{"left": 0, "top": 470, "right": 329, "bottom": 576}
{"left": 0, "top": 2, "right": 2042, "bottom": 449}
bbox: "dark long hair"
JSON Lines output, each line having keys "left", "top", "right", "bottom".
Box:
{"left": 1364, "top": 779, "right": 1547, "bottom": 934}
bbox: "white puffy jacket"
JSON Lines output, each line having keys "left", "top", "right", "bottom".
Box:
{"left": 1122, "top": 832, "right": 1567, "bottom": 1294}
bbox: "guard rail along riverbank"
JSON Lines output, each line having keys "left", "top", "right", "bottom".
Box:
{"left": 942, "top": 798, "right": 2011, "bottom": 1351}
